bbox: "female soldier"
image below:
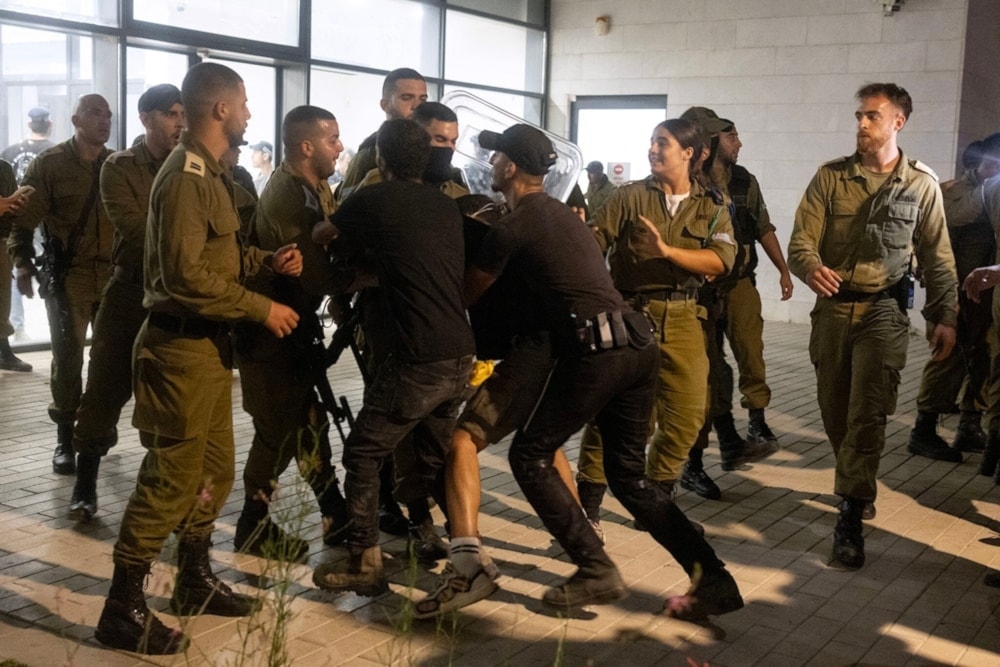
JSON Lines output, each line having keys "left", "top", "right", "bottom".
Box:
{"left": 576, "top": 118, "right": 737, "bottom": 534}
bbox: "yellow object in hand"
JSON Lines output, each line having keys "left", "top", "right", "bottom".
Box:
{"left": 469, "top": 360, "right": 495, "bottom": 387}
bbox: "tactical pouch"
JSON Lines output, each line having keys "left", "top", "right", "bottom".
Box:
{"left": 575, "top": 309, "right": 628, "bottom": 354}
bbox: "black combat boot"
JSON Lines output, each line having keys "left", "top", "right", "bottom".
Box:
{"left": 663, "top": 567, "right": 744, "bottom": 621}
{"left": 907, "top": 411, "right": 962, "bottom": 461}
{"left": 69, "top": 453, "right": 100, "bottom": 520}
{"left": 953, "top": 411, "right": 987, "bottom": 453}
{"left": 716, "top": 412, "right": 777, "bottom": 471}
{"left": 234, "top": 495, "right": 309, "bottom": 562}
{"left": 680, "top": 448, "right": 722, "bottom": 500}
{"left": 405, "top": 497, "right": 449, "bottom": 561}
{"left": 170, "top": 535, "right": 262, "bottom": 617}
{"left": 981, "top": 431, "right": 1000, "bottom": 478}
{"left": 747, "top": 408, "right": 779, "bottom": 447}
{"left": 0, "top": 337, "right": 31, "bottom": 372}
{"left": 52, "top": 422, "right": 75, "bottom": 475}
{"left": 832, "top": 497, "right": 866, "bottom": 569}
{"left": 95, "top": 563, "right": 189, "bottom": 655}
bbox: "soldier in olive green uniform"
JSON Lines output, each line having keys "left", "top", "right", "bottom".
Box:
{"left": 584, "top": 160, "right": 616, "bottom": 213}
{"left": 0, "top": 160, "right": 32, "bottom": 372}
{"left": 70, "top": 84, "right": 185, "bottom": 520}
{"left": 96, "top": 63, "right": 303, "bottom": 656}
{"left": 235, "top": 105, "right": 350, "bottom": 561}
{"left": 8, "top": 94, "right": 114, "bottom": 475}
{"left": 575, "top": 118, "right": 737, "bottom": 525}
{"left": 788, "top": 83, "right": 957, "bottom": 570}
{"left": 679, "top": 110, "right": 790, "bottom": 500}
{"left": 336, "top": 67, "right": 427, "bottom": 201}
{"left": 909, "top": 137, "right": 999, "bottom": 461}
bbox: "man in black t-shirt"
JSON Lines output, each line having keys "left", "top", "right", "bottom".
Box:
{"left": 418, "top": 124, "right": 744, "bottom": 620}
{"left": 2, "top": 107, "right": 56, "bottom": 183}
{"left": 311, "top": 119, "right": 475, "bottom": 595}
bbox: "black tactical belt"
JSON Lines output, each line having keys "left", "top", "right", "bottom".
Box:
{"left": 621, "top": 289, "right": 696, "bottom": 302}
{"left": 828, "top": 289, "right": 892, "bottom": 303}
{"left": 149, "top": 311, "right": 228, "bottom": 338}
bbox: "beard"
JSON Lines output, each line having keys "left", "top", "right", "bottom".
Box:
{"left": 856, "top": 131, "right": 888, "bottom": 155}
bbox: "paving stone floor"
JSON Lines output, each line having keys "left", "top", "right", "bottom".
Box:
{"left": 1, "top": 321, "right": 999, "bottom": 666}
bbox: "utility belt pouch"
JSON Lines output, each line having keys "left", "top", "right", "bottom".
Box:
{"left": 888, "top": 272, "right": 914, "bottom": 314}
{"left": 575, "top": 310, "right": 628, "bottom": 354}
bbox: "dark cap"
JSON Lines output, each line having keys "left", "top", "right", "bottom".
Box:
{"left": 679, "top": 106, "right": 734, "bottom": 146}
{"left": 585, "top": 160, "right": 604, "bottom": 174}
{"left": 138, "top": 84, "right": 182, "bottom": 113}
{"left": 478, "top": 124, "right": 558, "bottom": 176}
{"left": 28, "top": 106, "right": 49, "bottom": 121}
{"left": 249, "top": 141, "right": 273, "bottom": 156}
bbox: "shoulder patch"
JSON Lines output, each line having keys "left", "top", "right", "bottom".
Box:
{"left": 911, "top": 159, "right": 939, "bottom": 182}
{"left": 301, "top": 185, "right": 320, "bottom": 213}
{"left": 106, "top": 149, "right": 135, "bottom": 164}
{"left": 821, "top": 155, "right": 850, "bottom": 168}
{"left": 183, "top": 151, "right": 206, "bottom": 176}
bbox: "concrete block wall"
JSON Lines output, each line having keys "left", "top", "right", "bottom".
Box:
{"left": 547, "top": 0, "right": 993, "bottom": 325}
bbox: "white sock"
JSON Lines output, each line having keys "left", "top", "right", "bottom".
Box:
{"left": 450, "top": 536, "right": 482, "bottom": 576}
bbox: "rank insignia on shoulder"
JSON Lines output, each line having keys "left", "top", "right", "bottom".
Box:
{"left": 107, "top": 149, "right": 134, "bottom": 163}
{"left": 911, "top": 159, "right": 939, "bottom": 182}
{"left": 183, "top": 151, "right": 206, "bottom": 176}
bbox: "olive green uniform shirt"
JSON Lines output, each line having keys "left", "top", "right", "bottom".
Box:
{"left": 710, "top": 162, "right": 775, "bottom": 281}
{"left": 787, "top": 151, "right": 958, "bottom": 328}
{"left": 144, "top": 133, "right": 271, "bottom": 322}
{"left": 336, "top": 134, "right": 376, "bottom": 202}
{"left": 251, "top": 160, "right": 337, "bottom": 302}
{"left": 585, "top": 175, "right": 616, "bottom": 214}
{"left": 8, "top": 137, "right": 113, "bottom": 270}
{"left": 591, "top": 176, "right": 737, "bottom": 292}
{"left": 101, "top": 140, "right": 164, "bottom": 279}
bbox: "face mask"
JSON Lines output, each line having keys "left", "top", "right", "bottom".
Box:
{"left": 423, "top": 146, "right": 455, "bottom": 184}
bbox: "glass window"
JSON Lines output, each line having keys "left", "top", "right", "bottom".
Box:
{"left": 1, "top": 24, "right": 119, "bottom": 347}
{"left": 132, "top": 0, "right": 300, "bottom": 47}
{"left": 309, "top": 68, "right": 386, "bottom": 162}
{"left": 2, "top": 26, "right": 119, "bottom": 166}
{"left": 442, "top": 84, "right": 541, "bottom": 125}
{"left": 311, "top": 0, "right": 440, "bottom": 75}
{"left": 0, "top": 0, "right": 117, "bottom": 26}
{"left": 445, "top": 11, "right": 544, "bottom": 94}
{"left": 448, "top": 0, "right": 545, "bottom": 25}
{"left": 210, "top": 60, "right": 278, "bottom": 194}
{"left": 124, "top": 48, "right": 190, "bottom": 148}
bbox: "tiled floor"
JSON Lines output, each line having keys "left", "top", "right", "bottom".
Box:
{"left": 1, "top": 321, "right": 999, "bottom": 666}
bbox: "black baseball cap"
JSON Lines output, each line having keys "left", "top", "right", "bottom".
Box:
{"left": 138, "top": 84, "right": 182, "bottom": 113}
{"left": 249, "top": 141, "right": 273, "bottom": 156}
{"left": 585, "top": 160, "right": 604, "bottom": 174}
{"left": 478, "top": 124, "right": 558, "bottom": 176}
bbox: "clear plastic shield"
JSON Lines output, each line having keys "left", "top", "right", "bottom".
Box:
{"left": 441, "top": 90, "right": 584, "bottom": 204}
